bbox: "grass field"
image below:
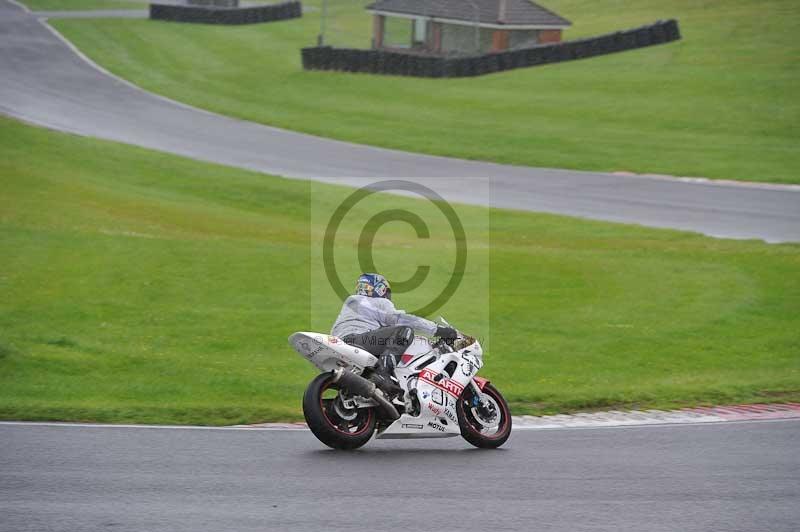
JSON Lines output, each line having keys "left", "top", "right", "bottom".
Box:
{"left": 1, "top": 115, "right": 798, "bottom": 425}
{"left": 19, "top": 0, "right": 144, "bottom": 10}
{"left": 51, "top": 0, "right": 800, "bottom": 183}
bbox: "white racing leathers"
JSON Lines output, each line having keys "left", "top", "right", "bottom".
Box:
{"left": 331, "top": 295, "right": 437, "bottom": 338}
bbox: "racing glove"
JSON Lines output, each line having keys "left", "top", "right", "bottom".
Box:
{"left": 435, "top": 326, "right": 458, "bottom": 345}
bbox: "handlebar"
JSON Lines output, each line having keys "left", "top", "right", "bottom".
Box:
{"left": 432, "top": 333, "right": 475, "bottom": 352}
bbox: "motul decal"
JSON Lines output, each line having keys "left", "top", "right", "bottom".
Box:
{"left": 419, "top": 368, "right": 464, "bottom": 398}
{"left": 427, "top": 421, "right": 446, "bottom": 432}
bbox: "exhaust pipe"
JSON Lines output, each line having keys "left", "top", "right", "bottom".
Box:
{"left": 332, "top": 369, "right": 400, "bottom": 420}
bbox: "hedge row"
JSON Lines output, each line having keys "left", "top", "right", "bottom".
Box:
{"left": 302, "top": 19, "right": 680, "bottom": 78}
{"left": 149, "top": 1, "right": 302, "bottom": 25}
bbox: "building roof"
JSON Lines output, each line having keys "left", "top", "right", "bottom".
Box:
{"left": 365, "top": 0, "right": 572, "bottom": 28}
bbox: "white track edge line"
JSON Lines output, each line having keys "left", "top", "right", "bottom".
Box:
{"left": 1, "top": 417, "right": 798, "bottom": 432}
{"left": 0, "top": 421, "right": 305, "bottom": 431}
{"left": 36, "top": 19, "right": 221, "bottom": 117}
{"left": 510, "top": 417, "right": 800, "bottom": 430}
{"left": 6, "top": 0, "right": 31, "bottom": 13}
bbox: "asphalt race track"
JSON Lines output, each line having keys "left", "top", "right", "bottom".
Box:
{"left": 1, "top": 0, "right": 799, "bottom": 242}
{"left": 2, "top": 420, "right": 799, "bottom": 532}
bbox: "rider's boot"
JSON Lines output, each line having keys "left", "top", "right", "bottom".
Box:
{"left": 369, "top": 350, "right": 403, "bottom": 399}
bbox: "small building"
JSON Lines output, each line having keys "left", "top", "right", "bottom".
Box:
{"left": 366, "top": 0, "right": 571, "bottom": 55}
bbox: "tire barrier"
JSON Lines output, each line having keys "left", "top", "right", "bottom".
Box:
{"left": 150, "top": 1, "right": 302, "bottom": 25}
{"left": 302, "top": 19, "right": 680, "bottom": 78}
{"left": 186, "top": 0, "right": 239, "bottom": 7}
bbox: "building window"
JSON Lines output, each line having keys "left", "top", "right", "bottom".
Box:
{"left": 384, "top": 16, "right": 411, "bottom": 48}
{"left": 413, "top": 18, "right": 427, "bottom": 45}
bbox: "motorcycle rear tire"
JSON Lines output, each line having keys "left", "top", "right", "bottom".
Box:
{"left": 303, "top": 372, "right": 376, "bottom": 450}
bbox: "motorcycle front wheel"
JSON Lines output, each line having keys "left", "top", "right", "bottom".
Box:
{"left": 457, "top": 382, "right": 512, "bottom": 449}
{"left": 303, "top": 372, "right": 376, "bottom": 450}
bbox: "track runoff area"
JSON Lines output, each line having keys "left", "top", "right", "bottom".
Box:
{"left": 2, "top": 403, "right": 797, "bottom": 432}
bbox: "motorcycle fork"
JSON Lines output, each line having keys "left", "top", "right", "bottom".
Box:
{"left": 468, "top": 379, "right": 486, "bottom": 407}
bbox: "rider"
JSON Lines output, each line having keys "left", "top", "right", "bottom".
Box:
{"left": 331, "top": 273, "right": 458, "bottom": 398}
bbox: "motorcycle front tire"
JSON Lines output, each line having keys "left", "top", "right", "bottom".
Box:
{"left": 457, "top": 382, "right": 512, "bottom": 449}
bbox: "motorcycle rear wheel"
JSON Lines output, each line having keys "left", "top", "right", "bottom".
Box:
{"left": 303, "top": 372, "right": 376, "bottom": 450}
{"left": 457, "top": 382, "right": 512, "bottom": 449}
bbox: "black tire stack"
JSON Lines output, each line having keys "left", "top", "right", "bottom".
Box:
{"left": 149, "top": 1, "right": 302, "bottom": 25}
{"left": 301, "top": 19, "right": 681, "bottom": 78}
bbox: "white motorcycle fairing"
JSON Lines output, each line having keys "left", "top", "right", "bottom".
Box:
{"left": 378, "top": 335, "right": 484, "bottom": 439}
{"left": 289, "top": 332, "right": 378, "bottom": 374}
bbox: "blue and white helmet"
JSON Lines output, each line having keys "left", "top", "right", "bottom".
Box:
{"left": 355, "top": 273, "right": 392, "bottom": 300}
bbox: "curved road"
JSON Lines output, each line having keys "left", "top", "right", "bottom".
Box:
{"left": 1, "top": 420, "right": 798, "bottom": 532}
{"left": 1, "top": 0, "right": 799, "bottom": 242}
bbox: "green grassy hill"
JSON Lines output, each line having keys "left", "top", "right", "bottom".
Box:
{"left": 49, "top": 0, "right": 800, "bottom": 183}
{"left": 1, "top": 116, "right": 798, "bottom": 424}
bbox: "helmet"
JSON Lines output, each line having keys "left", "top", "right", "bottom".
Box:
{"left": 355, "top": 273, "right": 392, "bottom": 300}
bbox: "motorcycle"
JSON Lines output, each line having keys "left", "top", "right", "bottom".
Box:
{"left": 288, "top": 319, "right": 512, "bottom": 450}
